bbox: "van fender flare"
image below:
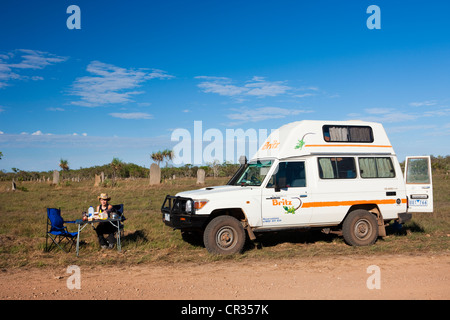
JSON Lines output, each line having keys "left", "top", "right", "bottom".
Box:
{"left": 344, "top": 204, "right": 386, "bottom": 237}
{"left": 207, "top": 208, "right": 256, "bottom": 240}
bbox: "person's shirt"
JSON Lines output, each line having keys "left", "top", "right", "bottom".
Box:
{"left": 97, "top": 204, "right": 113, "bottom": 213}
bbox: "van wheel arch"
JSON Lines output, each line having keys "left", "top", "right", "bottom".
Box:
{"left": 206, "top": 208, "right": 247, "bottom": 226}
{"left": 203, "top": 208, "right": 255, "bottom": 245}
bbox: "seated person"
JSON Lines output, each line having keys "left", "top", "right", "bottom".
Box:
{"left": 95, "top": 193, "right": 117, "bottom": 249}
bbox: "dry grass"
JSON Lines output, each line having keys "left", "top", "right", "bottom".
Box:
{"left": 0, "top": 174, "right": 449, "bottom": 268}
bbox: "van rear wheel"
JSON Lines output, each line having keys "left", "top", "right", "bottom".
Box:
{"left": 203, "top": 215, "right": 246, "bottom": 255}
{"left": 342, "top": 209, "right": 378, "bottom": 246}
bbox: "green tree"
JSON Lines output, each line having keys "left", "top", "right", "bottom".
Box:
{"left": 150, "top": 151, "right": 164, "bottom": 167}
{"left": 59, "top": 159, "right": 69, "bottom": 171}
{"left": 110, "top": 157, "right": 124, "bottom": 186}
{"left": 161, "top": 149, "right": 175, "bottom": 167}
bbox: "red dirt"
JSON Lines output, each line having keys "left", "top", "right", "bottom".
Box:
{"left": 1, "top": 253, "right": 449, "bottom": 300}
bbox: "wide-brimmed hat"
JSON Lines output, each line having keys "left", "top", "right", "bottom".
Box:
{"left": 98, "top": 193, "right": 111, "bottom": 201}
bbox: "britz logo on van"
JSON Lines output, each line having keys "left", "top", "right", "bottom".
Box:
{"left": 261, "top": 140, "right": 280, "bottom": 150}
{"left": 272, "top": 198, "right": 302, "bottom": 214}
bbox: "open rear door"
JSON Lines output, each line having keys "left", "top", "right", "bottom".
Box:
{"left": 404, "top": 156, "right": 433, "bottom": 213}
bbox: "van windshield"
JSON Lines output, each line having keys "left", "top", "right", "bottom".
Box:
{"left": 231, "top": 160, "right": 273, "bottom": 186}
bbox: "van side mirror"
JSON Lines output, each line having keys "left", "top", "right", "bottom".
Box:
{"left": 238, "top": 155, "right": 247, "bottom": 165}
{"left": 275, "top": 177, "right": 287, "bottom": 192}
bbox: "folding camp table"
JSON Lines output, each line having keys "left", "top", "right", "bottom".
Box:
{"left": 75, "top": 218, "right": 122, "bottom": 256}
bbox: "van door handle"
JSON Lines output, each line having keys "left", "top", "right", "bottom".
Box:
{"left": 299, "top": 194, "right": 308, "bottom": 198}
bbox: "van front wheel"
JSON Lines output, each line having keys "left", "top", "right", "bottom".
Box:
{"left": 203, "top": 216, "right": 246, "bottom": 255}
{"left": 342, "top": 209, "right": 378, "bottom": 246}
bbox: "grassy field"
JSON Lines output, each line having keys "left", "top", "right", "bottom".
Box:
{"left": 0, "top": 174, "right": 449, "bottom": 268}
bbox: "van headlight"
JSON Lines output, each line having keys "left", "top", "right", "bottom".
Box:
{"left": 185, "top": 200, "right": 192, "bottom": 213}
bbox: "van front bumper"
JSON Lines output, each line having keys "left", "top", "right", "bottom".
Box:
{"left": 161, "top": 195, "right": 208, "bottom": 230}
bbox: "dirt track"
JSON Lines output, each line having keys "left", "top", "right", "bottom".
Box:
{"left": 1, "top": 253, "right": 449, "bottom": 300}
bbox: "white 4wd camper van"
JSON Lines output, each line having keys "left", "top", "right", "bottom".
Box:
{"left": 162, "top": 120, "right": 433, "bottom": 254}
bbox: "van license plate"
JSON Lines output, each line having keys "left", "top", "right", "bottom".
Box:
{"left": 410, "top": 199, "right": 428, "bottom": 206}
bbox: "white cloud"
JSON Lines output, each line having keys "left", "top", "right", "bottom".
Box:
{"left": 227, "top": 106, "right": 313, "bottom": 124}
{"left": 7, "top": 49, "right": 67, "bottom": 69}
{"left": 372, "top": 112, "right": 418, "bottom": 123}
{"left": 245, "top": 76, "right": 291, "bottom": 97}
{"left": 195, "top": 76, "right": 230, "bottom": 81}
{"left": 361, "top": 108, "right": 418, "bottom": 123}
{"left": 298, "top": 86, "right": 319, "bottom": 91}
{"left": 109, "top": 112, "right": 153, "bottom": 119}
{"left": 196, "top": 76, "right": 247, "bottom": 96}
{"left": 409, "top": 100, "right": 437, "bottom": 107}
{"left": 386, "top": 124, "right": 437, "bottom": 134}
{"left": 351, "top": 104, "right": 450, "bottom": 124}
{"left": 365, "top": 108, "right": 394, "bottom": 115}
{"left": 0, "top": 49, "right": 68, "bottom": 88}
{"left": 423, "top": 108, "right": 450, "bottom": 117}
{"left": 0, "top": 132, "right": 171, "bottom": 156}
{"left": 293, "top": 93, "right": 315, "bottom": 98}
{"left": 69, "top": 61, "right": 173, "bottom": 107}
{"left": 195, "top": 76, "right": 292, "bottom": 98}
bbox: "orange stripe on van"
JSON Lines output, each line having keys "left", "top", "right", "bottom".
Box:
{"left": 305, "top": 144, "right": 392, "bottom": 148}
{"left": 302, "top": 199, "right": 406, "bottom": 208}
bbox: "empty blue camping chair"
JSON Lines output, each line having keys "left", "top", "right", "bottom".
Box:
{"left": 45, "top": 208, "right": 78, "bottom": 253}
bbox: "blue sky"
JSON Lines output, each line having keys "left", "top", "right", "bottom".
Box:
{"left": 1, "top": 0, "right": 449, "bottom": 172}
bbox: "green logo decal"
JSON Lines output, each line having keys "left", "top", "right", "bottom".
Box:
{"left": 295, "top": 132, "right": 314, "bottom": 150}
{"left": 282, "top": 197, "right": 303, "bottom": 214}
{"left": 283, "top": 206, "right": 296, "bottom": 214}
{"left": 295, "top": 139, "right": 305, "bottom": 150}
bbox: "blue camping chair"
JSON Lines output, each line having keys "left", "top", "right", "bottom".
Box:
{"left": 112, "top": 204, "right": 126, "bottom": 237}
{"left": 45, "top": 208, "right": 78, "bottom": 253}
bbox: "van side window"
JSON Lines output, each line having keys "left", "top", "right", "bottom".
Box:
{"left": 323, "top": 125, "right": 373, "bottom": 143}
{"left": 266, "top": 161, "right": 306, "bottom": 188}
{"left": 318, "top": 157, "right": 356, "bottom": 179}
{"left": 359, "top": 157, "right": 395, "bottom": 178}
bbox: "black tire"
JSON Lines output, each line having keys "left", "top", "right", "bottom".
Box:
{"left": 203, "top": 215, "right": 246, "bottom": 255}
{"left": 342, "top": 209, "right": 379, "bottom": 246}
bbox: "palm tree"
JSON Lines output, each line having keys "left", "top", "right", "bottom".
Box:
{"left": 110, "top": 157, "right": 123, "bottom": 187}
{"left": 161, "top": 149, "right": 175, "bottom": 167}
{"left": 59, "top": 159, "right": 69, "bottom": 171}
{"left": 150, "top": 151, "right": 164, "bottom": 167}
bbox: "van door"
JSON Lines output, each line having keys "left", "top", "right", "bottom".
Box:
{"left": 404, "top": 156, "right": 433, "bottom": 213}
{"left": 261, "top": 160, "right": 313, "bottom": 227}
